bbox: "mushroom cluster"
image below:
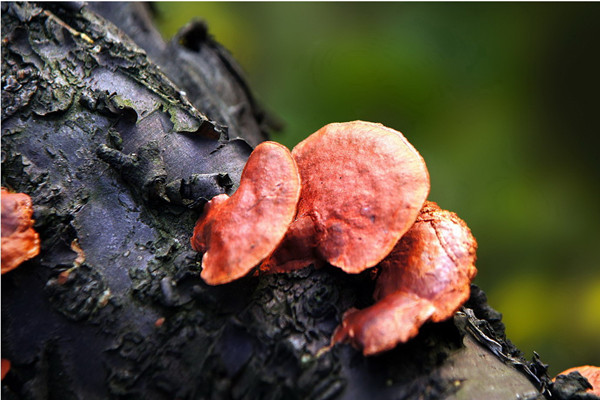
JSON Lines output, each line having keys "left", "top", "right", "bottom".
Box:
{"left": 190, "top": 121, "right": 478, "bottom": 355}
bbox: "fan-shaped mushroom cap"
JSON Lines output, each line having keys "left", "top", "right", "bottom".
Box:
{"left": 332, "top": 201, "right": 477, "bottom": 355}
{"left": 1, "top": 188, "right": 40, "bottom": 274}
{"left": 374, "top": 201, "right": 477, "bottom": 321}
{"left": 191, "top": 142, "right": 301, "bottom": 285}
{"left": 332, "top": 292, "right": 436, "bottom": 356}
{"left": 283, "top": 121, "right": 429, "bottom": 274}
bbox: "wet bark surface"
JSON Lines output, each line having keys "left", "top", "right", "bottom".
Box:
{"left": 1, "top": 3, "right": 596, "bottom": 400}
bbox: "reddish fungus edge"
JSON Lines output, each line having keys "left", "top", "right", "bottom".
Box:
{"left": 259, "top": 214, "right": 322, "bottom": 275}
{"left": 1, "top": 359, "right": 10, "bottom": 380}
{"left": 1, "top": 188, "right": 41, "bottom": 274}
{"left": 190, "top": 194, "right": 229, "bottom": 253}
{"left": 332, "top": 292, "right": 437, "bottom": 356}
{"left": 190, "top": 142, "right": 301, "bottom": 285}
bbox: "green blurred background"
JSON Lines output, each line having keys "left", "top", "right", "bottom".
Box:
{"left": 154, "top": 3, "right": 600, "bottom": 375}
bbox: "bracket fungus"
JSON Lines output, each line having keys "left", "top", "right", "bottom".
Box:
{"left": 190, "top": 121, "right": 478, "bottom": 356}
{"left": 191, "top": 141, "right": 300, "bottom": 285}
{"left": 1, "top": 188, "right": 40, "bottom": 274}
{"left": 332, "top": 202, "right": 477, "bottom": 355}
{"left": 263, "top": 121, "right": 430, "bottom": 274}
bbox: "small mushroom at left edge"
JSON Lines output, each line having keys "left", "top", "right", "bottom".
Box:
{"left": 1, "top": 187, "right": 40, "bottom": 274}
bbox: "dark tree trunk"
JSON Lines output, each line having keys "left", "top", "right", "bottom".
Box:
{"left": 0, "top": 3, "right": 590, "bottom": 400}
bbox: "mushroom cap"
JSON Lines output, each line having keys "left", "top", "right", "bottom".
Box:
{"left": 1, "top": 188, "right": 40, "bottom": 274}
{"left": 374, "top": 201, "right": 478, "bottom": 322}
{"left": 291, "top": 121, "right": 430, "bottom": 273}
{"left": 332, "top": 201, "right": 477, "bottom": 355}
{"left": 555, "top": 365, "right": 600, "bottom": 396}
{"left": 332, "top": 292, "right": 436, "bottom": 356}
{"left": 191, "top": 141, "right": 301, "bottom": 285}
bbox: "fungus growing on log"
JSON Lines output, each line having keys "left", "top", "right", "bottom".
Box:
{"left": 263, "top": 121, "right": 430, "bottom": 274}
{"left": 259, "top": 214, "right": 322, "bottom": 274}
{"left": 332, "top": 201, "right": 477, "bottom": 355}
{"left": 1, "top": 188, "right": 40, "bottom": 274}
{"left": 555, "top": 365, "right": 600, "bottom": 396}
{"left": 191, "top": 122, "right": 477, "bottom": 356}
{"left": 191, "top": 142, "right": 300, "bottom": 285}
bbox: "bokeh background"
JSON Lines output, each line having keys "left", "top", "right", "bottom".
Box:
{"left": 154, "top": 2, "right": 600, "bottom": 375}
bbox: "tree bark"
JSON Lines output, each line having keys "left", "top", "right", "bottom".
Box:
{"left": 1, "top": 3, "right": 592, "bottom": 400}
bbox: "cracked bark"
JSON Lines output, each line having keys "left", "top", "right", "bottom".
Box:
{"left": 2, "top": 3, "right": 592, "bottom": 400}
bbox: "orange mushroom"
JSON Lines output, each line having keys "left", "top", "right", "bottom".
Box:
{"left": 1, "top": 188, "right": 40, "bottom": 274}
{"left": 555, "top": 365, "right": 600, "bottom": 396}
{"left": 259, "top": 214, "right": 322, "bottom": 274}
{"left": 332, "top": 292, "right": 436, "bottom": 356}
{"left": 263, "top": 121, "right": 430, "bottom": 274}
{"left": 191, "top": 141, "right": 300, "bottom": 285}
{"left": 332, "top": 201, "right": 477, "bottom": 355}
{"left": 1, "top": 359, "right": 10, "bottom": 380}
